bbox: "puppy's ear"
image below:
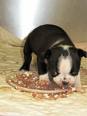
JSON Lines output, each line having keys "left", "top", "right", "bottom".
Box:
{"left": 78, "top": 49, "right": 87, "bottom": 58}
{"left": 45, "top": 49, "right": 52, "bottom": 59}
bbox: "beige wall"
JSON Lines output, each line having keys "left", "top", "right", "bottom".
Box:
{"left": 35, "top": 0, "right": 87, "bottom": 42}
{"left": 0, "top": 0, "right": 87, "bottom": 42}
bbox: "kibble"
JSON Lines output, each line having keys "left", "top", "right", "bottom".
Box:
{"left": 7, "top": 71, "right": 74, "bottom": 99}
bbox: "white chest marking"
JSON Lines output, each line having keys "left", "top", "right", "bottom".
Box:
{"left": 59, "top": 55, "right": 72, "bottom": 74}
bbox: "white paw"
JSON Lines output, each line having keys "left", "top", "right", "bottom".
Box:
{"left": 39, "top": 73, "right": 49, "bottom": 81}
{"left": 53, "top": 74, "right": 63, "bottom": 85}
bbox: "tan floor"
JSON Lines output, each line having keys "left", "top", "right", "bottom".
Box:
{"left": 0, "top": 27, "right": 87, "bottom": 116}
{"left": 0, "top": 42, "right": 87, "bottom": 116}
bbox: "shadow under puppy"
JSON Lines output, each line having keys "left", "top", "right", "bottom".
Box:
{"left": 20, "top": 24, "right": 87, "bottom": 90}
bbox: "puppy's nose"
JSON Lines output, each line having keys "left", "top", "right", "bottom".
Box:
{"left": 64, "top": 77, "right": 66, "bottom": 80}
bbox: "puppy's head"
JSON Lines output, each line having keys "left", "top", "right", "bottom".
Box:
{"left": 45, "top": 46, "right": 87, "bottom": 88}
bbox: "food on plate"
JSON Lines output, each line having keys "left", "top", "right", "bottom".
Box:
{"left": 7, "top": 71, "right": 75, "bottom": 99}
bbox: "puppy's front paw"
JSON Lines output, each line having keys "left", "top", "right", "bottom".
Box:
{"left": 53, "top": 74, "right": 63, "bottom": 85}
{"left": 39, "top": 73, "right": 49, "bottom": 81}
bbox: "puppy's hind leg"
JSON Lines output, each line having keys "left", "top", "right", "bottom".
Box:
{"left": 20, "top": 43, "right": 32, "bottom": 71}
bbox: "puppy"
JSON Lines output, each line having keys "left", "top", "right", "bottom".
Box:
{"left": 20, "top": 24, "right": 87, "bottom": 90}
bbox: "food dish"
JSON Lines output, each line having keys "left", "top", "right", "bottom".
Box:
{"left": 7, "top": 71, "right": 75, "bottom": 99}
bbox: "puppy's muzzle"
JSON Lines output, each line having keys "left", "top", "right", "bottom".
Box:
{"left": 53, "top": 75, "right": 75, "bottom": 88}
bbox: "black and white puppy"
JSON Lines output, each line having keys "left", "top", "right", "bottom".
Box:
{"left": 20, "top": 24, "right": 87, "bottom": 90}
